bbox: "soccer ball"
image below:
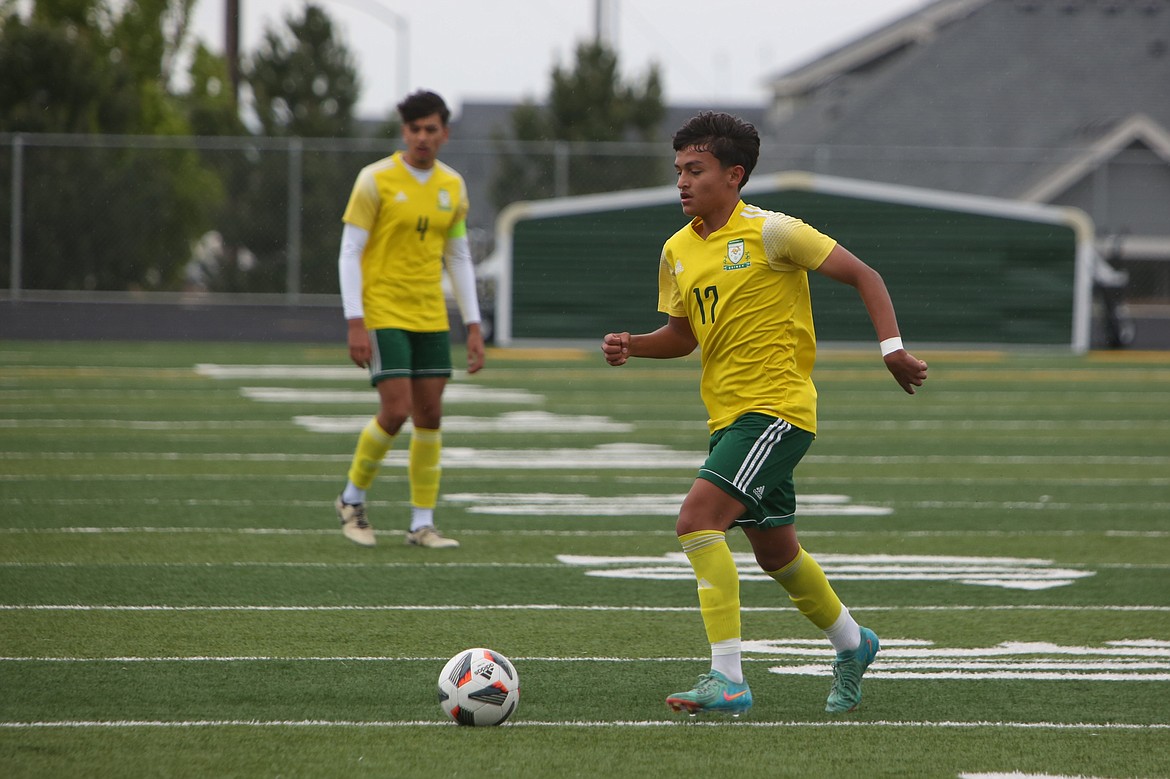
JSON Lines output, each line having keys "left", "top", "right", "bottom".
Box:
{"left": 437, "top": 647, "right": 520, "bottom": 726}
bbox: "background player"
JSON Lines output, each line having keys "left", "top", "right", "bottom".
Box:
{"left": 334, "top": 90, "right": 484, "bottom": 549}
{"left": 602, "top": 111, "right": 928, "bottom": 715}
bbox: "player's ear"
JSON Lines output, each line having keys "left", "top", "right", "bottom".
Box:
{"left": 727, "top": 164, "right": 745, "bottom": 188}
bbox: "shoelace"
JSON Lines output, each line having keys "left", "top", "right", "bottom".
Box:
{"left": 348, "top": 505, "right": 370, "bottom": 529}
{"left": 829, "top": 659, "right": 861, "bottom": 698}
{"left": 693, "top": 672, "right": 723, "bottom": 696}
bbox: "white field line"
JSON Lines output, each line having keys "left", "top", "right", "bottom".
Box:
{"left": 2, "top": 604, "right": 1169, "bottom": 613}
{"left": 0, "top": 561, "right": 1167, "bottom": 572}
{"left": 4, "top": 450, "right": 1170, "bottom": 468}
{"left": 3, "top": 496, "right": 1170, "bottom": 513}
{"left": 2, "top": 527, "right": 1167, "bottom": 540}
{"left": 5, "top": 386, "right": 1166, "bottom": 402}
{"left": 0, "top": 719, "right": 1166, "bottom": 731}
{"left": 822, "top": 420, "right": 1170, "bottom": 430}
{"left": 12, "top": 416, "right": 1153, "bottom": 433}
{"left": 3, "top": 473, "right": 1170, "bottom": 488}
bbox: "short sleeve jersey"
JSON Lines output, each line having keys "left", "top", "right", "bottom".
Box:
{"left": 658, "top": 202, "right": 836, "bottom": 434}
{"left": 342, "top": 151, "right": 469, "bottom": 332}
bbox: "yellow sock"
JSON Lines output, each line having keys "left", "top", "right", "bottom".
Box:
{"left": 767, "top": 547, "right": 843, "bottom": 630}
{"left": 409, "top": 427, "right": 442, "bottom": 509}
{"left": 680, "top": 530, "right": 740, "bottom": 645}
{"left": 346, "top": 418, "right": 395, "bottom": 490}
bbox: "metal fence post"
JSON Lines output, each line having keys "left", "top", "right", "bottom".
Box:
{"left": 9, "top": 134, "right": 23, "bottom": 300}
{"left": 286, "top": 137, "right": 303, "bottom": 303}
{"left": 554, "top": 140, "right": 569, "bottom": 198}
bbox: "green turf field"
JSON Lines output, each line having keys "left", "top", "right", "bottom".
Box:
{"left": 2, "top": 340, "right": 1168, "bottom": 778}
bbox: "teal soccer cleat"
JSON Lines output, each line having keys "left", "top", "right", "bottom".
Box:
{"left": 825, "top": 626, "right": 880, "bottom": 713}
{"left": 666, "top": 670, "right": 753, "bottom": 716}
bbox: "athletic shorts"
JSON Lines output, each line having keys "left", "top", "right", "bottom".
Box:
{"left": 697, "top": 413, "right": 815, "bottom": 529}
{"left": 368, "top": 328, "right": 452, "bottom": 385}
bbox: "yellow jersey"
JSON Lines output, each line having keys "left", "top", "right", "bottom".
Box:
{"left": 658, "top": 202, "right": 836, "bottom": 434}
{"left": 342, "top": 151, "right": 469, "bottom": 331}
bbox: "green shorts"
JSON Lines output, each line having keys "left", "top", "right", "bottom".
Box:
{"left": 368, "top": 328, "right": 452, "bottom": 385}
{"left": 698, "top": 413, "right": 815, "bottom": 529}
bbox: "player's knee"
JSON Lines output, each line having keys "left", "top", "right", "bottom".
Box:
{"left": 376, "top": 409, "right": 409, "bottom": 435}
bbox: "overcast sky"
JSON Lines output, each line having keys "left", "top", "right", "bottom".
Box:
{"left": 191, "top": 0, "right": 933, "bottom": 119}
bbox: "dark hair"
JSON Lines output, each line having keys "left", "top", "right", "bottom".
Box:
{"left": 397, "top": 90, "right": 451, "bottom": 125}
{"left": 672, "top": 112, "right": 760, "bottom": 189}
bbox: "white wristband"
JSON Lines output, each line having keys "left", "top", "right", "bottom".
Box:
{"left": 879, "top": 337, "right": 904, "bottom": 357}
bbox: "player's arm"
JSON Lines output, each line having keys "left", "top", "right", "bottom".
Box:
{"left": 442, "top": 220, "right": 485, "bottom": 374}
{"left": 338, "top": 222, "right": 371, "bottom": 368}
{"left": 602, "top": 316, "right": 697, "bottom": 366}
{"left": 814, "top": 244, "right": 928, "bottom": 394}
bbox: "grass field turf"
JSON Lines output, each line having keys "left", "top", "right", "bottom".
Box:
{"left": 1, "top": 340, "right": 1168, "bottom": 778}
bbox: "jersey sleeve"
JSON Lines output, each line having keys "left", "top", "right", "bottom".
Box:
{"left": 657, "top": 248, "right": 686, "bottom": 317}
{"left": 341, "top": 166, "right": 380, "bottom": 231}
{"left": 452, "top": 172, "right": 470, "bottom": 229}
{"left": 762, "top": 212, "right": 836, "bottom": 271}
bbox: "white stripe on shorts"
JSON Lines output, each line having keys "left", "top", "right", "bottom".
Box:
{"left": 733, "top": 418, "right": 791, "bottom": 497}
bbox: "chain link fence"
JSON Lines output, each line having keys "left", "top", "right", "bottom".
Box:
{"left": 3, "top": 132, "right": 1167, "bottom": 314}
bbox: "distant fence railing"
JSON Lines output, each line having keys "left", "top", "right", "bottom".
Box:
{"left": 3, "top": 132, "right": 1166, "bottom": 305}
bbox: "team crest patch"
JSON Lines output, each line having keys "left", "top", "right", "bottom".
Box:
{"left": 437, "top": 189, "right": 453, "bottom": 211}
{"left": 723, "top": 238, "right": 751, "bottom": 270}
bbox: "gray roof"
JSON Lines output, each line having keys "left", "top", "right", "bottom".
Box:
{"left": 758, "top": 0, "right": 1170, "bottom": 200}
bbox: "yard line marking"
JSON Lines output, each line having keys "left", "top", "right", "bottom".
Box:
{"left": 3, "top": 604, "right": 1168, "bottom": 613}
{"left": 294, "top": 411, "right": 633, "bottom": 433}
{"left": 5, "top": 494, "right": 1168, "bottom": 514}
{"left": 754, "top": 639, "right": 1170, "bottom": 681}
{"left": 0, "top": 474, "right": 343, "bottom": 482}
{"left": 4, "top": 474, "right": 1168, "bottom": 488}
{"left": 559, "top": 552, "right": 1096, "bottom": 590}
{"left": 4, "top": 449, "right": 1170, "bottom": 468}
{"left": 820, "top": 419, "right": 1170, "bottom": 430}
{"left": 0, "top": 527, "right": 686, "bottom": 537}
{"left": 0, "top": 419, "right": 287, "bottom": 430}
{"left": 6, "top": 641, "right": 1169, "bottom": 667}
{"left": 954, "top": 771, "right": 1099, "bottom": 776}
{"left": 3, "top": 527, "right": 1167, "bottom": 540}
{"left": 242, "top": 385, "right": 542, "bottom": 404}
{"left": 0, "top": 650, "right": 720, "bottom": 659}
{"left": 0, "top": 719, "right": 1165, "bottom": 731}
{"left": 3, "top": 560, "right": 1166, "bottom": 574}
{"left": 443, "top": 492, "right": 891, "bottom": 517}
{"left": 0, "top": 561, "right": 566, "bottom": 569}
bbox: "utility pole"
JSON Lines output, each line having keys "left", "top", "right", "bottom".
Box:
{"left": 594, "top": 0, "right": 615, "bottom": 46}
{"left": 226, "top": 0, "right": 240, "bottom": 104}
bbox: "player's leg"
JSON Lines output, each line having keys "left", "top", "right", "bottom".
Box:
{"left": 336, "top": 329, "right": 412, "bottom": 547}
{"left": 738, "top": 418, "right": 878, "bottom": 712}
{"left": 403, "top": 331, "right": 458, "bottom": 549}
{"left": 667, "top": 479, "right": 753, "bottom": 715}
{"left": 764, "top": 539, "right": 878, "bottom": 711}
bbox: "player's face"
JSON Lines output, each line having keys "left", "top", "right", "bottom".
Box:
{"left": 401, "top": 112, "right": 449, "bottom": 169}
{"left": 674, "top": 146, "right": 742, "bottom": 221}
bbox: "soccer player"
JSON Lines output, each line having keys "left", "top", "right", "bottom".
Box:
{"left": 334, "top": 90, "right": 484, "bottom": 549}
{"left": 601, "top": 112, "right": 928, "bottom": 715}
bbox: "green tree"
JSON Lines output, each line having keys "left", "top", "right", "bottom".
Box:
{"left": 0, "top": 0, "right": 220, "bottom": 291}
{"left": 246, "top": 3, "right": 360, "bottom": 138}
{"left": 209, "top": 2, "right": 361, "bottom": 293}
{"left": 491, "top": 41, "right": 667, "bottom": 210}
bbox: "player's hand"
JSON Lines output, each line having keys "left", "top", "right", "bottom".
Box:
{"left": 884, "top": 349, "right": 928, "bottom": 394}
{"left": 465, "top": 324, "right": 486, "bottom": 374}
{"left": 601, "top": 332, "right": 630, "bottom": 366}
{"left": 346, "top": 318, "right": 370, "bottom": 368}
